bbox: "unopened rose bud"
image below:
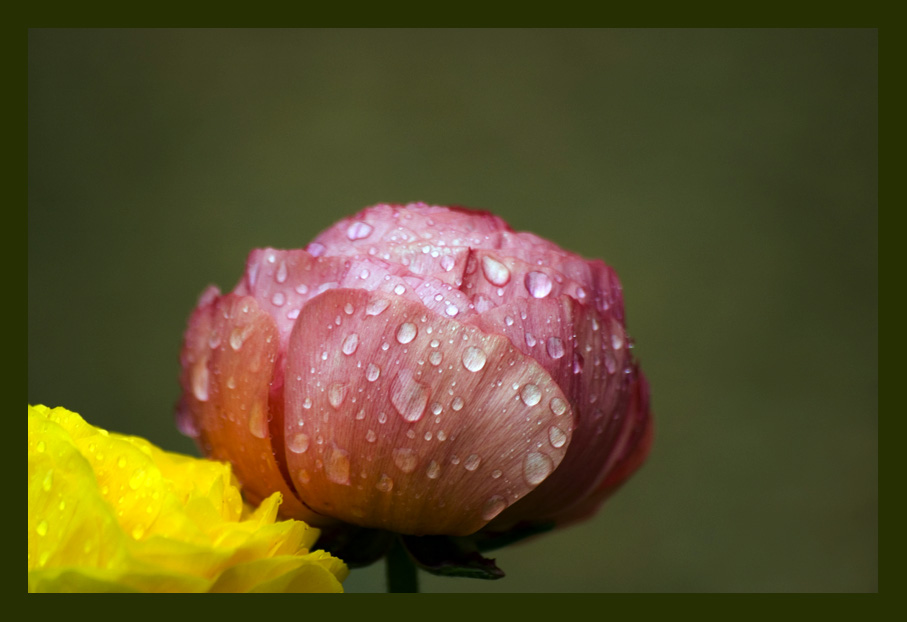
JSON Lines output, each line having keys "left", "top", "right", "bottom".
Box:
{"left": 177, "top": 203, "right": 652, "bottom": 540}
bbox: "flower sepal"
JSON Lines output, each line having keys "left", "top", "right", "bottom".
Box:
{"left": 401, "top": 534, "right": 504, "bottom": 580}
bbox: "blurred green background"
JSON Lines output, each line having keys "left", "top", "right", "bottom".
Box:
{"left": 28, "top": 29, "right": 877, "bottom": 592}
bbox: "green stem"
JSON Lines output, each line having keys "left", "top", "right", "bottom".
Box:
{"left": 386, "top": 537, "right": 419, "bottom": 593}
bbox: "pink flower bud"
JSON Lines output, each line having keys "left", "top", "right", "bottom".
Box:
{"left": 177, "top": 203, "right": 652, "bottom": 538}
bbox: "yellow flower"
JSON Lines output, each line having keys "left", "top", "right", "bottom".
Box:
{"left": 28, "top": 405, "right": 348, "bottom": 593}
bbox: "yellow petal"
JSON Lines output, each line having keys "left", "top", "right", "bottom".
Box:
{"left": 28, "top": 405, "right": 347, "bottom": 593}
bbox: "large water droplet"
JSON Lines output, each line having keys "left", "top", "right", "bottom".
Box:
{"left": 451, "top": 396, "right": 465, "bottom": 412}
{"left": 366, "top": 298, "right": 391, "bottom": 316}
{"left": 523, "top": 452, "right": 554, "bottom": 485}
{"left": 393, "top": 448, "right": 418, "bottom": 473}
{"left": 429, "top": 351, "right": 443, "bottom": 366}
{"left": 366, "top": 363, "right": 381, "bottom": 382}
{"left": 176, "top": 406, "right": 200, "bottom": 438}
{"left": 328, "top": 383, "right": 348, "bottom": 409}
{"left": 426, "top": 460, "right": 441, "bottom": 479}
{"left": 276, "top": 260, "right": 288, "bottom": 283}
{"left": 288, "top": 433, "right": 310, "bottom": 454}
{"left": 396, "top": 322, "right": 417, "bottom": 345}
{"left": 347, "top": 221, "right": 374, "bottom": 240}
{"left": 481, "top": 256, "right": 511, "bottom": 286}
{"left": 520, "top": 384, "right": 542, "bottom": 406}
{"left": 191, "top": 363, "right": 210, "bottom": 402}
{"left": 325, "top": 447, "right": 351, "bottom": 485}
{"left": 342, "top": 333, "right": 360, "bottom": 355}
{"left": 464, "top": 454, "right": 481, "bottom": 471}
{"left": 229, "top": 326, "right": 248, "bottom": 351}
{"left": 481, "top": 496, "right": 507, "bottom": 521}
{"left": 525, "top": 272, "right": 553, "bottom": 298}
{"left": 249, "top": 403, "right": 268, "bottom": 439}
{"left": 440, "top": 255, "right": 455, "bottom": 272}
{"left": 549, "top": 397, "right": 568, "bottom": 416}
{"left": 548, "top": 425, "right": 567, "bottom": 448}
{"left": 546, "top": 337, "right": 565, "bottom": 359}
{"left": 461, "top": 346, "right": 487, "bottom": 372}
{"left": 390, "top": 370, "right": 429, "bottom": 422}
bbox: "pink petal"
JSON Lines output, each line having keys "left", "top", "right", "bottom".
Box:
{"left": 177, "top": 292, "right": 332, "bottom": 525}
{"left": 542, "top": 369, "right": 653, "bottom": 527}
{"left": 481, "top": 298, "right": 639, "bottom": 528}
{"left": 311, "top": 203, "right": 512, "bottom": 258}
{"left": 282, "top": 288, "right": 575, "bottom": 536}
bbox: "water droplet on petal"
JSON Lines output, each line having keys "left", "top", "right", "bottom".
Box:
{"left": 481, "top": 255, "right": 511, "bottom": 286}
{"left": 347, "top": 221, "right": 374, "bottom": 240}
{"left": 36, "top": 520, "right": 49, "bottom": 537}
{"left": 394, "top": 284, "right": 406, "bottom": 295}
{"left": 548, "top": 425, "right": 567, "bottom": 448}
{"left": 272, "top": 291, "right": 286, "bottom": 307}
{"left": 523, "top": 452, "right": 554, "bottom": 485}
{"left": 325, "top": 447, "right": 351, "bottom": 485}
{"left": 328, "top": 383, "right": 348, "bottom": 409}
{"left": 426, "top": 460, "right": 441, "bottom": 479}
{"left": 288, "top": 433, "right": 310, "bottom": 454}
{"left": 366, "top": 363, "right": 381, "bottom": 382}
{"left": 396, "top": 322, "right": 417, "bottom": 344}
{"left": 176, "top": 406, "right": 200, "bottom": 438}
{"left": 366, "top": 298, "right": 390, "bottom": 316}
{"left": 481, "top": 496, "right": 507, "bottom": 521}
{"left": 429, "top": 351, "right": 443, "bottom": 366}
{"left": 393, "top": 448, "right": 418, "bottom": 473}
{"left": 308, "top": 242, "right": 326, "bottom": 257}
{"left": 525, "top": 332, "right": 537, "bottom": 348}
{"left": 303, "top": 397, "right": 313, "bottom": 409}
{"left": 525, "top": 271, "right": 553, "bottom": 298}
{"left": 504, "top": 315, "right": 515, "bottom": 326}
{"left": 376, "top": 473, "right": 394, "bottom": 492}
{"left": 520, "top": 384, "right": 542, "bottom": 406}
{"left": 464, "top": 454, "right": 481, "bottom": 471}
{"left": 366, "top": 429, "right": 377, "bottom": 443}
{"left": 445, "top": 303, "right": 459, "bottom": 317}
{"left": 248, "top": 403, "right": 268, "bottom": 439}
{"left": 390, "top": 370, "right": 429, "bottom": 422}
{"left": 342, "top": 333, "right": 360, "bottom": 355}
{"left": 611, "top": 331, "right": 625, "bottom": 350}
{"left": 42, "top": 469, "right": 53, "bottom": 492}
{"left": 549, "top": 397, "right": 568, "bottom": 416}
{"left": 276, "top": 260, "right": 288, "bottom": 283}
{"left": 295, "top": 283, "right": 310, "bottom": 295}
{"left": 229, "top": 327, "right": 246, "bottom": 351}
{"left": 546, "top": 337, "right": 565, "bottom": 359}
{"left": 191, "top": 363, "right": 210, "bottom": 402}
{"left": 451, "top": 396, "right": 465, "bottom": 411}
{"left": 440, "top": 255, "right": 455, "bottom": 272}
{"left": 461, "top": 346, "right": 487, "bottom": 372}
